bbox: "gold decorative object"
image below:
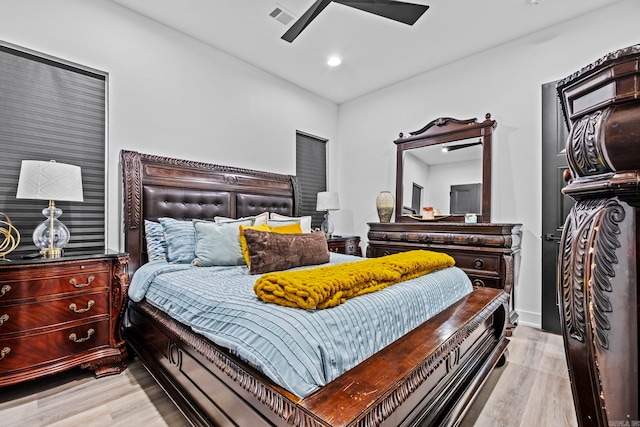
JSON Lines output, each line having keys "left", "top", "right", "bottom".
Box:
{"left": 0, "top": 212, "right": 20, "bottom": 261}
{"left": 69, "top": 328, "right": 94, "bottom": 343}
{"left": 69, "top": 276, "right": 94, "bottom": 288}
{"left": 0, "top": 285, "right": 11, "bottom": 298}
{"left": 69, "top": 300, "right": 95, "bottom": 314}
{"left": 0, "top": 347, "right": 10, "bottom": 361}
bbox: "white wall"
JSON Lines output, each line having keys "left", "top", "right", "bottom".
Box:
{"left": 335, "top": 0, "right": 640, "bottom": 328}
{"left": 0, "top": 0, "right": 338, "bottom": 252}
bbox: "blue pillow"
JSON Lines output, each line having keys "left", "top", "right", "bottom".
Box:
{"left": 192, "top": 218, "right": 253, "bottom": 266}
{"left": 144, "top": 220, "right": 167, "bottom": 261}
{"left": 158, "top": 217, "right": 196, "bottom": 264}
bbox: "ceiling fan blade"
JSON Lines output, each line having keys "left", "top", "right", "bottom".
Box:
{"left": 335, "top": 0, "right": 429, "bottom": 25}
{"left": 282, "top": 0, "right": 332, "bottom": 43}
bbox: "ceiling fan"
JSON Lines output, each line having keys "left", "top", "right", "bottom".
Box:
{"left": 282, "top": 0, "right": 430, "bottom": 43}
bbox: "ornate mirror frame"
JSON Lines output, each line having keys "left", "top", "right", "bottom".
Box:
{"left": 394, "top": 113, "right": 496, "bottom": 223}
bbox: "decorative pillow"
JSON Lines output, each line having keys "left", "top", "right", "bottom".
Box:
{"left": 144, "top": 220, "right": 167, "bottom": 261}
{"left": 269, "top": 213, "right": 313, "bottom": 233}
{"left": 192, "top": 218, "right": 253, "bottom": 266}
{"left": 158, "top": 217, "right": 196, "bottom": 264}
{"left": 214, "top": 211, "right": 268, "bottom": 226}
{"left": 243, "top": 229, "right": 330, "bottom": 274}
{"left": 239, "top": 222, "right": 303, "bottom": 266}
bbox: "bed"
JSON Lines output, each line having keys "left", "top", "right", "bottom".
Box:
{"left": 120, "top": 149, "right": 510, "bottom": 427}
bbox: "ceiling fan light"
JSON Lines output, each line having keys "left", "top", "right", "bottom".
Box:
{"left": 327, "top": 56, "right": 342, "bottom": 67}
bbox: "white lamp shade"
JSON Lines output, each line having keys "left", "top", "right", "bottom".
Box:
{"left": 316, "top": 191, "right": 340, "bottom": 211}
{"left": 16, "top": 160, "right": 84, "bottom": 202}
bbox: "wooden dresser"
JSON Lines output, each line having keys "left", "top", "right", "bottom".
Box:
{"left": 327, "top": 235, "right": 362, "bottom": 256}
{"left": 367, "top": 222, "right": 522, "bottom": 332}
{"left": 0, "top": 252, "right": 129, "bottom": 386}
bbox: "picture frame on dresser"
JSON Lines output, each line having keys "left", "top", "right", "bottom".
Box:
{"left": 0, "top": 252, "right": 129, "bottom": 386}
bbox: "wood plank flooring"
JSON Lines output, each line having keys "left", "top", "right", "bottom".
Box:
{"left": 0, "top": 325, "right": 577, "bottom": 426}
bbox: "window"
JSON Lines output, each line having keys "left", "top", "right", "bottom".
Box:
{"left": 0, "top": 41, "right": 107, "bottom": 256}
{"left": 295, "top": 131, "right": 327, "bottom": 230}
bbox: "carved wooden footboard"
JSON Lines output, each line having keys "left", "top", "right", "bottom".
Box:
{"left": 125, "top": 288, "right": 509, "bottom": 427}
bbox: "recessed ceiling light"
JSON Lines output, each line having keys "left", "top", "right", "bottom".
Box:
{"left": 327, "top": 56, "right": 342, "bottom": 67}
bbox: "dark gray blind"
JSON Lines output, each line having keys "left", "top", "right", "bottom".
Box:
{"left": 296, "top": 132, "right": 327, "bottom": 230}
{"left": 0, "top": 43, "right": 106, "bottom": 256}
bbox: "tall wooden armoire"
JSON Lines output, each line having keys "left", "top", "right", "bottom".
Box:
{"left": 556, "top": 44, "right": 640, "bottom": 426}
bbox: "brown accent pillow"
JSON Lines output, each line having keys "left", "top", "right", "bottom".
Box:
{"left": 243, "top": 229, "right": 330, "bottom": 274}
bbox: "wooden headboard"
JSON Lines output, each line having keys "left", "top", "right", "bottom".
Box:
{"left": 120, "top": 150, "right": 301, "bottom": 275}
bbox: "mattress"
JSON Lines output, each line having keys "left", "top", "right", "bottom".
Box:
{"left": 128, "top": 253, "right": 473, "bottom": 397}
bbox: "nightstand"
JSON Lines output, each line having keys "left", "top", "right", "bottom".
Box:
{"left": 0, "top": 251, "right": 129, "bottom": 386}
{"left": 327, "top": 235, "right": 362, "bottom": 256}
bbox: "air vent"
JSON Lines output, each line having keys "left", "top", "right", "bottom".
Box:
{"left": 269, "top": 5, "right": 295, "bottom": 26}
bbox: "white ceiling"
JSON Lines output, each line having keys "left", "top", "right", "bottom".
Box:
{"left": 110, "top": 0, "right": 622, "bottom": 104}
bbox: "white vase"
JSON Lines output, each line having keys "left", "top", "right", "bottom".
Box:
{"left": 376, "top": 191, "right": 394, "bottom": 223}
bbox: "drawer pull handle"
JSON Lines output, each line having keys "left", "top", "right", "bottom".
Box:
{"left": 69, "top": 328, "right": 95, "bottom": 343}
{"left": 69, "top": 276, "right": 95, "bottom": 288}
{"left": 69, "top": 300, "right": 95, "bottom": 314}
{"left": 0, "top": 285, "right": 10, "bottom": 298}
{"left": 473, "top": 259, "right": 485, "bottom": 269}
{"left": 0, "top": 314, "right": 8, "bottom": 326}
{"left": 0, "top": 347, "right": 10, "bottom": 360}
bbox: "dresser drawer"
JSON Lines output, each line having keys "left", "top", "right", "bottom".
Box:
{"left": 0, "top": 270, "right": 109, "bottom": 303}
{"left": 0, "top": 320, "right": 109, "bottom": 374}
{"left": 0, "top": 292, "right": 108, "bottom": 335}
{"left": 451, "top": 253, "right": 501, "bottom": 274}
{"left": 464, "top": 274, "right": 502, "bottom": 289}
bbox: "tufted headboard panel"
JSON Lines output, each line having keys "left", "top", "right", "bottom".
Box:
{"left": 121, "top": 150, "right": 301, "bottom": 275}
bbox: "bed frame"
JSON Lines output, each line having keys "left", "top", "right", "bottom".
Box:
{"left": 120, "top": 149, "right": 510, "bottom": 427}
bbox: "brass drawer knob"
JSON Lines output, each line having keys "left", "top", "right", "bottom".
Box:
{"left": 0, "top": 346, "right": 10, "bottom": 361}
{"left": 0, "top": 314, "right": 8, "bottom": 326}
{"left": 69, "top": 275, "right": 95, "bottom": 288}
{"left": 69, "top": 328, "right": 95, "bottom": 343}
{"left": 69, "top": 300, "right": 95, "bottom": 314}
{"left": 0, "top": 284, "right": 10, "bottom": 298}
{"left": 473, "top": 258, "right": 485, "bottom": 269}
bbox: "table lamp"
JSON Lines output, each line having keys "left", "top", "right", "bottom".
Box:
{"left": 316, "top": 191, "right": 339, "bottom": 238}
{"left": 16, "top": 160, "right": 84, "bottom": 258}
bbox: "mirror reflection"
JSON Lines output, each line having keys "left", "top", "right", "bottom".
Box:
{"left": 401, "top": 138, "right": 482, "bottom": 217}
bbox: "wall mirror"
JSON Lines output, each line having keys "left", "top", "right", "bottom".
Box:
{"left": 394, "top": 114, "right": 496, "bottom": 223}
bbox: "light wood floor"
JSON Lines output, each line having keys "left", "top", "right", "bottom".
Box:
{"left": 0, "top": 325, "right": 577, "bottom": 427}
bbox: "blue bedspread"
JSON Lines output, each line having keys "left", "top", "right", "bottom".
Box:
{"left": 129, "top": 253, "right": 472, "bottom": 397}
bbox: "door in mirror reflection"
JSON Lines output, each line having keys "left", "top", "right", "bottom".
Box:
{"left": 450, "top": 183, "right": 481, "bottom": 214}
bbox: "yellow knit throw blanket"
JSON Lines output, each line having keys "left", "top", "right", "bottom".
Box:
{"left": 254, "top": 250, "right": 455, "bottom": 309}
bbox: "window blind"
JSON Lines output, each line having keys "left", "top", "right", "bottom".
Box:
{"left": 295, "top": 132, "right": 327, "bottom": 230}
{"left": 0, "top": 42, "right": 107, "bottom": 256}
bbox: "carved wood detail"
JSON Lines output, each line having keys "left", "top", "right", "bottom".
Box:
{"left": 140, "top": 293, "right": 508, "bottom": 427}
{"left": 566, "top": 109, "right": 613, "bottom": 178}
{"left": 556, "top": 43, "right": 640, "bottom": 426}
{"left": 560, "top": 198, "right": 623, "bottom": 349}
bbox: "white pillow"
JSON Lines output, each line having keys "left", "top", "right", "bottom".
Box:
{"left": 214, "top": 211, "right": 268, "bottom": 226}
{"left": 269, "top": 213, "right": 312, "bottom": 233}
{"left": 192, "top": 218, "right": 253, "bottom": 266}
